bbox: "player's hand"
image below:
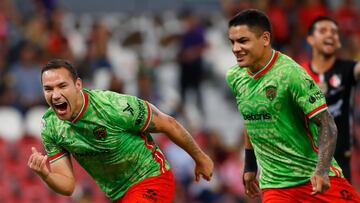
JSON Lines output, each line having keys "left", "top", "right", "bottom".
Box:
{"left": 28, "top": 147, "right": 50, "bottom": 180}
{"left": 310, "top": 173, "right": 330, "bottom": 195}
{"left": 243, "top": 171, "right": 260, "bottom": 198}
{"left": 194, "top": 154, "right": 214, "bottom": 182}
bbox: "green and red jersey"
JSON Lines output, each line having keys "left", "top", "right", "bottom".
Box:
{"left": 41, "top": 89, "right": 170, "bottom": 201}
{"left": 226, "top": 50, "right": 342, "bottom": 189}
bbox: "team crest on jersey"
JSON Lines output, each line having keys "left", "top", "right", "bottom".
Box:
{"left": 93, "top": 126, "right": 107, "bottom": 141}
{"left": 329, "top": 74, "right": 341, "bottom": 88}
{"left": 265, "top": 85, "right": 277, "bottom": 101}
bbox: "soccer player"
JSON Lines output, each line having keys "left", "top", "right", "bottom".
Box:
{"left": 303, "top": 16, "right": 360, "bottom": 182}
{"left": 226, "top": 9, "right": 360, "bottom": 202}
{"left": 27, "top": 59, "right": 214, "bottom": 203}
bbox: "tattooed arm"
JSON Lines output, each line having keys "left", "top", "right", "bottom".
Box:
{"left": 310, "top": 110, "right": 338, "bottom": 195}
{"left": 144, "top": 103, "right": 214, "bottom": 182}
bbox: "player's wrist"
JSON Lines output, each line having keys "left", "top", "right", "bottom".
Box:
{"left": 244, "top": 149, "right": 257, "bottom": 173}
{"left": 39, "top": 170, "right": 50, "bottom": 181}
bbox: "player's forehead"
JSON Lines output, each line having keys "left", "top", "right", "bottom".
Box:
{"left": 229, "top": 25, "right": 258, "bottom": 39}
{"left": 314, "top": 20, "right": 338, "bottom": 32}
{"left": 42, "top": 67, "right": 73, "bottom": 85}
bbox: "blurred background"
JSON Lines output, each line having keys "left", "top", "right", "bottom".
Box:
{"left": 0, "top": 0, "right": 360, "bottom": 202}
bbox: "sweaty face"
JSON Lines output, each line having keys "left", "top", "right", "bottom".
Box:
{"left": 308, "top": 21, "right": 340, "bottom": 56}
{"left": 228, "top": 25, "right": 270, "bottom": 71}
{"left": 42, "top": 67, "right": 83, "bottom": 121}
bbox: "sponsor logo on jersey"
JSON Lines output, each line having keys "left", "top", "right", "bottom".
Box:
{"left": 135, "top": 99, "right": 146, "bottom": 126}
{"left": 265, "top": 85, "right": 277, "bottom": 101}
{"left": 340, "top": 189, "right": 353, "bottom": 200}
{"left": 93, "top": 126, "right": 107, "bottom": 141}
{"left": 73, "top": 149, "right": 110, "bottom": 157}
{"left": 142, "top": 189, "right": 158, "bottom": 201}
{"left": 308, "top": 90, "right": 325, "bottom": 104}
{"left": 123, "top": 102, "right": 134, "bottom": 116}
{"left": 243, "top": 112, "right": 272, "bottom": 121}
{"left": 305, "top": 78, "right": 315, "bottom": 89}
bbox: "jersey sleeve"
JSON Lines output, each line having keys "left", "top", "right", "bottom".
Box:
{"left": 226, "top": 66, "right": 240, "bottom": 96}
{"left": 110, "top": 94, "right": 152, "bottom": 133}
{"left": 41, "top": 118, "right": 68, "bottom": 164}
{"left": 349, "top": 60, "right": 357, "bottom": 86}
{"left": 288, "top": 67, "right": 328, "bottom": 119}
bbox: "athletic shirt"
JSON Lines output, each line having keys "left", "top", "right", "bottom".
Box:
{"left": 302, "top": 59, "right": 357, "bottom": 159}
{"left": 226, "top": 50, "right": 342, "bottom": 189}
{"left": 41, "top": 89, "right": 170, "bottom": 201}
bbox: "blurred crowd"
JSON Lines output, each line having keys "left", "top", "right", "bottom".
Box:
{"left": 0, "top": 0, "right": 360, "bottom": 202}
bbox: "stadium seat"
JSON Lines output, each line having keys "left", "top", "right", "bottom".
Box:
{"left": 0, "top": 107, "right": 24, "bottom": 142}
{"left": 93, "top": 68, "right": 112, "bottom": 90}
{"left": 24, "top": 105, "right": 48, "bottom": 138}
{"left": 0, "top": 137, "right": 7, "bottom": 161}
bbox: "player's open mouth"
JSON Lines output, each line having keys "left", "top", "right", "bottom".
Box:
{"left": 53, "top": 102, "right": 68, "bottom": 115}
{"left": 236, "top": 55, "right": 245, "bottom": 62}
{"left": 323, "top": 39, "right": 334, "bottom": 46}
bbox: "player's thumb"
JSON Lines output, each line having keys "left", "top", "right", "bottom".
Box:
{"left": 310, "top": 176, "right": 318, "bottom": 195}
{"left": 195, "top": 172, "right": 200, "bottom": 182}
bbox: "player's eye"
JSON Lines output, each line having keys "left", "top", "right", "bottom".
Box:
{"left": 44, "top": 87, "right": 52, "bottom": 92}
{"left": 59, "top": 84, "right": 68, "bottom": 89}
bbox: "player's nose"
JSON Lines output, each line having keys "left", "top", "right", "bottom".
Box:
{"left": 52, "top": 90, "right": 61, "bottom": 100}
{"left": 232, "top": 42, "right": 242, "bottom": 53}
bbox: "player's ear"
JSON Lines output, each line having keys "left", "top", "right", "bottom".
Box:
{"left": 307, "top": 35, "right": 314, "bottom": 46}
{"left": 262, "top": 31, "right": 271, "bottom": 47}
{"left": 75, "top": 78, "right": 82, "bottom": 90}
{"left": 337, "top": 40, "right": 342, "bottom": 49}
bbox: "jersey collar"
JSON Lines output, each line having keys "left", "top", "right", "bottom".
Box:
{"left": 247, "top": 50, "right": 279, "bottom": 79}
{"left": 72, "top": 90, "right": 89, "bottom": 123}
{"left": 303, "top": 62, "right": 320, "bottom": 83}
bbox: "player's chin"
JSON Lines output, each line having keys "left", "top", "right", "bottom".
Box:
{"left": 55, "top": 113, "right": 70, "bottom": 121}
{"left": 54, "top": 108, "right": 71, "bottom": 120}
{"left": 322, "top": 51, "right": 336, "bottom": 58}
{"left": 322, "top": 48, "right": 336, "bottom": 55}
{"left": 237, "top": 60, "right": 248, "bottom": 67}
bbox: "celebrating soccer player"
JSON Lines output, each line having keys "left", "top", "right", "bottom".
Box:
{"left": 302, "top": 16, "right": 360, "bottom": 182}
{"left": 27, "top": 59, "right": 214, "bottom": 202}
{"left": 226, "top": 9, "right": 360, "bottom": 202}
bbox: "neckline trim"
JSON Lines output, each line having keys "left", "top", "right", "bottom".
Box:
{"left": 72, "top": 90, "right": 89, "bottom": 123}
{"left": 247, "top": 50, "right": 279, "bottom": 79}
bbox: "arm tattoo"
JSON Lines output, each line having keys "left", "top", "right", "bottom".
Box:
{"left": 144, "top": 110, "right": 159, "bottom": 133}
{"left": 312, "top": 110, "right": 337, "bottom": 176}
{"left": 144, "top": 105, "right": 202, "bottom": 158}
{"left": 163, "top": 115, "right": 202, "bottom": 157}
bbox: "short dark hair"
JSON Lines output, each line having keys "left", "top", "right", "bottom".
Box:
{"left": 228, "top": 9, "right": 272, "bottom": 37}
{"left": 41, "top": 59, "right": 78, "bottom": 82}
{"left": 307, "top": 16, "right": 338, "bottom": 36}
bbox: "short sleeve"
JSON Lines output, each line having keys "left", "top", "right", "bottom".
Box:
{"left": 41, "top": 118, "right": 68, "bottom": 164}
{"left": 226, "top": 66, "right": 240, "bottom": 97}
{"left": 109, "top": 94, "right": 152, "bottom": 133}
{"left": 288, "top": 67, "right": 328, "bottom": 119}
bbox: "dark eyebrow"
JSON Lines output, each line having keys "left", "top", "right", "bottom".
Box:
{"left": 231, "top": 36, "right": 248, "bottom": 42}
{"left": 43, "top": 82, "right": 68, "bottom": 89}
